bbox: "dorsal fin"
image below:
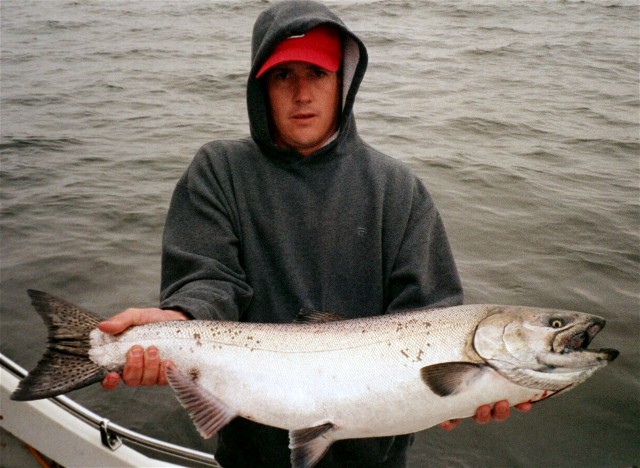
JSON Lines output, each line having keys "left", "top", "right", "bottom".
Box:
{"left": 294, "top": 309, "right": 346, "bottom": 323}
{"left": 289, "top": 422, "right": 335, "bottom": 468}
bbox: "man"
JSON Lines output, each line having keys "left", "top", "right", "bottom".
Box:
{"left": 100, "top": 1, "right": 530, "bottom": 466}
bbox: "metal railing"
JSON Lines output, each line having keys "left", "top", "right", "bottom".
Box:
{"left": 1, "top": 352, "right": 221, "bottom": 467}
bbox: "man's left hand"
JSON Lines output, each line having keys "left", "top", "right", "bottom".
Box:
{"left": 439, "top": 400, "right": 532, "bottom": 431}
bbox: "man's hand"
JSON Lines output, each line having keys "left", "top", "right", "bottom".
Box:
{"left": 439, "top": 400, "right": 532, "bottom": 431}
{"left": 99, "top": 307, "right": 187, "bottom": 390}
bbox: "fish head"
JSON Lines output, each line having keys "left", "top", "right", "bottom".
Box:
{"left": 473, "top": 306, "right": 619, "bottom": 391}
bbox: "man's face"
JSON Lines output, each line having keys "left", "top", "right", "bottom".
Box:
{"left": 265, "top": 62, "right": 341, "bottom": 156}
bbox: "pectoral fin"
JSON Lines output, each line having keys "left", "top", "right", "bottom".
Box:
{"left": 420, "top": 362, "right": 486, "bottom": 397}
{"left": 289, "top": 422, "right": 335, "bottom": 468}
{"left": 165, "top": 361, "right": 237, "bottom": 439}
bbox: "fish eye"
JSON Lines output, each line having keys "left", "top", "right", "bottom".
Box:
{"left": 549, "top": 318, "right": 565, "bottom": 329}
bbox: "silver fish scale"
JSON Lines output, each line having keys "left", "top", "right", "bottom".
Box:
{"left": 105, "top": 304, "right": 494, "bottom": 356}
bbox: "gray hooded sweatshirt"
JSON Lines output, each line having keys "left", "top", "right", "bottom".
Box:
{"left": 160, "top": 1, "right": 463, "bottom": 466}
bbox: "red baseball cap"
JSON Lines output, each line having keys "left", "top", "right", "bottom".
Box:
{"left": 256, "top": 24, "right": 343, "bottom": 78}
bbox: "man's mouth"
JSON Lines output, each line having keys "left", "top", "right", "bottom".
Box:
{"left": 291, "top": 112, "right": 317, "bottom": 121}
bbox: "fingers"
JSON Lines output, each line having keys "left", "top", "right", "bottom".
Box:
{"left": 98, "top": 308, "right": 187, "bottom": 335}
{"left": 491, "top": 400, "right": 511, "bottom": 421}
{"left": 101, "top": 345, "right": 168, "bottom": 391}
{"left": 97, "top": 307, "right": 185, "bottom": 392}
{"left": 158, "top": 360, "right": 169, "bottom": 386}
{"left": 439, "top": 419, "right": 462, "bottom": 431}
{"left": 443, "top": 401, "right": 510, "bottom": 430}
{"left": 98, "top": 308, "right": 144, "bottom": 335}
{"left": 121, "top": 345, "right": 167, "bottom": 387}
{"left": 473, "top": 404, "right": 493, "bottom": 424}
{"left": 141, "top": 346, "right": 161, "bottom": 386}
{"left": 473, "top": 400, "right": 511, "bottom": 424}
{"left": 443, "top": 402, "right": 509, "bottom": 430}
{"left": 101, "top": 371, "right": 121, "bottom": 391}
{"left": 121, "top": 345, "right": 144, "bottom": 385}
{"left": 446, "top": 400, "right": 533, "bottom": 430}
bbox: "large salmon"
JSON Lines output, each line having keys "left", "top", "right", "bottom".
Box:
{"left": 12, "top": 290, "right": 618, "bottom": 468}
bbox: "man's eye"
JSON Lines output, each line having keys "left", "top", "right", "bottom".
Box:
{"left": 273, "top": 70, "right": 289, "bottom": 80}
{"left": 312, "top": 68, "right": 327, "bottom": 78}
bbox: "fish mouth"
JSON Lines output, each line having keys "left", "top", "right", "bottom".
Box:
{"left": 553, "top": 320, "right": 619, "bottom": 362}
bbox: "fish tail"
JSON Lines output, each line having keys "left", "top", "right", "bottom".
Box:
{"left": 11, "top": 290, "right": 108, "bottom": 401}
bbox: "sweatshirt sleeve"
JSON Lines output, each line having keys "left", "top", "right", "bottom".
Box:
{"left": 159, "top": 146, "right": 253, "bottom": 320}
{"left": 386, "top": 178, "right": 463, "bottom": 312}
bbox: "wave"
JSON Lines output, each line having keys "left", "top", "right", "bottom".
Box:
{"left": 0, "top": 137, "right": 84, "bottom": 152}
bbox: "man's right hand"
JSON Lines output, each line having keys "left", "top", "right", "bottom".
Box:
{"left": 99, "top": 307, "right": 187, "bottom": 390}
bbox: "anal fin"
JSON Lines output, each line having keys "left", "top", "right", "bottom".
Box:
{"left": 164, "top": 361, "right": 237, "bottom": 439}
{"left": 289, "top": 422, "right": 335, "bottom": 468}
{"left": 420, "top": 362, "right": 486, "bottom": 397}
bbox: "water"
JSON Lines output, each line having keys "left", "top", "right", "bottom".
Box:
{"left": 1, "top": 1, "right": 638, "bottom": 466}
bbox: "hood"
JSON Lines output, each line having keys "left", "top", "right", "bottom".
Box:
{"left": 247, "top": 0, "right": 368, "bottom": 160}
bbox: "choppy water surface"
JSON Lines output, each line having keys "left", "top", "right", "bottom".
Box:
{"left": 1, "top": 1, "right": 638, "bottom": 466}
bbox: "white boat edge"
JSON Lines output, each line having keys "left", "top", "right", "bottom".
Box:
{"left": 0, "top": 352, "right": 221, "bottom": 467}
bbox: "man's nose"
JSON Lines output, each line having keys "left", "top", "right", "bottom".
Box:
{"left": 293, "top": 77, "right": 312, "bottom": 103}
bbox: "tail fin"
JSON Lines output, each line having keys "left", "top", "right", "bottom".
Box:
{"left": 11, "top": 290, "right": 108, "bottom": 401}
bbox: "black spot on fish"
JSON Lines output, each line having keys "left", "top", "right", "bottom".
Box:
{"left": 193, "top": 332, "right": 202, "bottom": 346}
{"left": 188, "top": 368, "right": 200, "bottom": 382}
